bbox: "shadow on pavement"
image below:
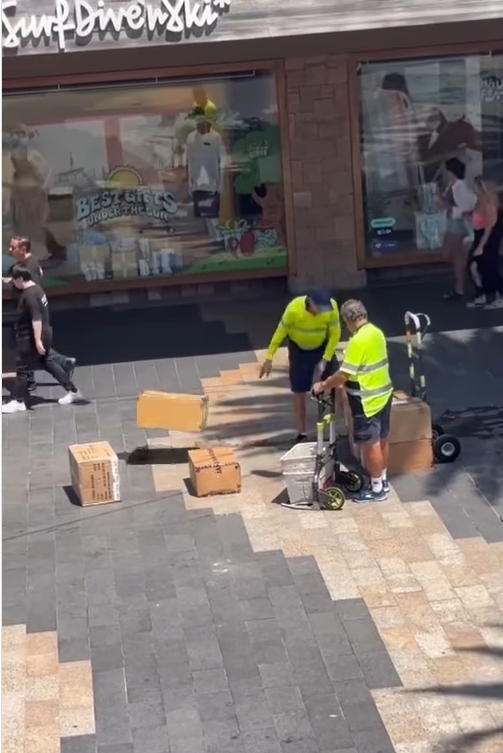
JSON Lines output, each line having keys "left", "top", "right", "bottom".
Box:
{"left": 203, "top": 326, "right": 503, "bottom": 515}
{"left": 3, "top": 279, "right": 499, "bottom": 367}
{"left": 410, "top": 629, "right": 503, "bottom": 753}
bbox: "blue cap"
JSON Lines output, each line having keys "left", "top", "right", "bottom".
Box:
{"left": 308, "top": 287, "right": 333, "bottom": 313}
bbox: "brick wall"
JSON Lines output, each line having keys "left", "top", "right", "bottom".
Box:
{"left": 284, "top": 55, "right": 366, "bottom": 291}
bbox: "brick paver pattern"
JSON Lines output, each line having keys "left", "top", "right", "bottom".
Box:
{"left": 3, "top": 296, "right": 503, "bottom": 753}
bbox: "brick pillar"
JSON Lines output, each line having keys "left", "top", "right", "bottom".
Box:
{"left": 285, "top": 55, "right": 366, "bottom": 291}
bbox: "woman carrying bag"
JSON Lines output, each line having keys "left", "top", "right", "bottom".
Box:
{"left": 466, "top": 177, "right": 503, "bottom": 310}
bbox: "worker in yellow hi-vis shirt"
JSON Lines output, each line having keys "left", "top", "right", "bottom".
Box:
{"left": 260, "top": 289, "right": 341, "bottom": 441}
{"left": 313, "top": 299, "right": 393, "bottom": 504}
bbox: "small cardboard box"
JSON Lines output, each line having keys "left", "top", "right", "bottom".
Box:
{"left": 137, "top": 390, "right": 209, "bottom": 432}
{"left": 189, "top": 447, "right": 241, "bottom": 497}
{"left": 79, "top": 244, "right": 110, "bottom": 264}
{"left": 69, "top": 441, "right": 120, "bottom": 506}
{"left": 112, "top": 249, "right": 138, "bottom": 279}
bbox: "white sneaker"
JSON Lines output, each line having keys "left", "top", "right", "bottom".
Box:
{"left": 2, "top": 400, "right": 27, "bottom": 414}
{"left": 467, "top": 295, "right": 486, "bottom": 308}
{"left": 484, "top": 295, "right": 503, "bottom": 310}
{"left": 58, "top": 390, "right": 82, "bottom": 405}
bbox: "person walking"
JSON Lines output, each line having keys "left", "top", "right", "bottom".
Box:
{"left": 442, "top": 158, "right": 477, "bottom": 302}
{"left": 2, "top": 264, "right": 82, "bottom": 414}
{"left": 313, "top": 299, "right": 393, "bottom": 503}
{"left": 3, "top": 236, "right": 76, "bottom": 393}
{"left": 466, "top": 178, "right": 503, "bottom": 310}
{"left": 260, "top": 289, "right": 341, "bottom": 441}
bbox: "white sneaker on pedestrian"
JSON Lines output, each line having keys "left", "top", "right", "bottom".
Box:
{"left": 2, "top": 400, "right": 27, "bottom": 414}
{"left": 466, "top": 295, "right": 486, "bottom": 308}
{"left": 58, "top": 390, "right": 82, "bottom": 405}
{"left": 484, "top": 295, "right": 503, "bottom": 310}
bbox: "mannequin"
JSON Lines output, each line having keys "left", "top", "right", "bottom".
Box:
{"left": 185, "top": 110, "right": 226, "bottom": 238}
{"left": 7, "top": 125, "right": 51, "bottom": 261}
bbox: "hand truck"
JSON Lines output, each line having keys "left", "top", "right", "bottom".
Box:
{"left": 404, "top": 311, "right": 461, "bottom": 463}
{"left": 282, "top": 390, "right": 366, "bottom": 510}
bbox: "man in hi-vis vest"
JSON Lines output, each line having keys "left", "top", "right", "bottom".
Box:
{"left": 260, "top": 289, "right": 341, "bottom": 441}
{"left": 314, "top": 299, "right": 393, "bottom": 504}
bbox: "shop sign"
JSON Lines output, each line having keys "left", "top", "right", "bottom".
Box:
{"left": 2, "top": 0, "right": 232, "bottom": 52}
{"left": 76, "top": 187, "right": 178, "bottom": 226}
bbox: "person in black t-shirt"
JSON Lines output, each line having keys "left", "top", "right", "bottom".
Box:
{"left": 3, "top": 236, "right": 76, "bottom": 394}
{"left": 2, "top": 264, "right": 81, "bottom": 414}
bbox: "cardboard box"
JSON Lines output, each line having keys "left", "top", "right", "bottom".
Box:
{"left": 389, "top": 391, "right": 432, "bottom": 444}
{"left": 189, "top": 447, "right": 241, "bottom": 497}
{"left": 79, "top": 244, "right": 111, "bottom": 264}
{"left": 387, "top": 439, "right": 433, "bottom": 475}
{"left": 343, "top": 390, "right": 433, "bottom": 475}
{"left": 112, "top": 249, "right": 138, "bottom": 279}
{"left": 69, "top": 441, "right": 120, "bottom": 506}
{"left": 137, "top": 390, "right": 209, "bottom": 432}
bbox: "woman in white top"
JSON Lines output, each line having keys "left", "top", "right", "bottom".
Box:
{"left": 443, "top": 157, "right": 476, "bottom": 301}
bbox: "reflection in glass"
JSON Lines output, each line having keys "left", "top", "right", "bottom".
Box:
{"left": 359, "top": 52, "right": 503, "bottom": 258}
{"left": 2, "top": 71, "right": 287, "bottom": 288}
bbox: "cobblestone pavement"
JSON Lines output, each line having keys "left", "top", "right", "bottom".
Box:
{"left": 3, "top": 284, "right": 503, "bottom": 753}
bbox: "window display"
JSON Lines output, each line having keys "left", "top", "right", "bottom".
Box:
{"left": 2, "top": 71, "right": 287, "bottom": 289}
{"left": 358, "top": 52, "right": 503, "bottom": 258}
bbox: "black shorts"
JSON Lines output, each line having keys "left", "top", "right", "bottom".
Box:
{"left": 288, "top": 340, "right": 337, "bottom": 394}
{"left": 193, "top": 190, "right": 220, "bottom": 219}
{"left": 352, "top": 394, "right": 393, "bottom": 445}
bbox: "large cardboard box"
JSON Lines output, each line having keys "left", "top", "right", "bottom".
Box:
{"left": 343, "top": 390, "right": 433, "bottom": 475}
{"left": 137, "top": 390, "right": 209, "bottom": 432}
{"left": 69, "top": 441, "right": 120, "bottom": 506}
{"left": 189, "top": 447, "right": 241, "bottom": 497}
{"left": 389, "top": 391, "right": 432, "bottom": 444}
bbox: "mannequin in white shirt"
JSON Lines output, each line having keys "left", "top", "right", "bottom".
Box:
{"left": 185, "top": 113, "right": 225, "bottom": 240}
{"left": 443, "top": 157, "right": 476, "bottom": 301}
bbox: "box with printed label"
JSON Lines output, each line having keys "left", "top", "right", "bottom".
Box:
{"left": 137, "top": 390, "right": 209, "bottom": 432}
{"left": 69, "top": 441, "right": 121, "bottom": 506}
{"left": 189, "top": 447, "right": 241, "bottom": 497}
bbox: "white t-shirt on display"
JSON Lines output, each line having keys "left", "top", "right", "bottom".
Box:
{"left": 451, "top": 179, "right": 476, "bottom": 219}
{"left": 186, "top": 130, "right": 225, "bottom": 194}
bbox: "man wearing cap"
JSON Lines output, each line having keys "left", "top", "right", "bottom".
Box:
{"left": 260, "top": 290, "right": 341, "bottom": 441}
{"left": 313, "top": 299, "right": 393, "bottom": 503}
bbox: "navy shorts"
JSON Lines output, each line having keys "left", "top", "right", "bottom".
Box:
{"left": 288, "top": 340, "right": 336, "bottom": 394}
{"left": 352, "top": 394, "right": 393, "bottom": 445}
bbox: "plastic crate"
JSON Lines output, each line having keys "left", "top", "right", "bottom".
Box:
{"left": 280, "top": 442, "right": 317, "bottom": 505}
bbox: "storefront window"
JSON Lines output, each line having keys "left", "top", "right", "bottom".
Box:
{"left": 2, "top": 71, "right": 287, "bottom": 288}
{"left": 358, "top": 52, "right": 503, "bottom": 258}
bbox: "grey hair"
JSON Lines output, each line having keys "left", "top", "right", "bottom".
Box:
{"left": 340, "top": 299, "right": 368, "bottom": 323}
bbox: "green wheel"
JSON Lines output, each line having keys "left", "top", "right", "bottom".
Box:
{"left": 319, "top": 486, "right": 345, "bottom": 511}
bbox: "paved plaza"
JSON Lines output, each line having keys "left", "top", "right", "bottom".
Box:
{"left": 3, "top": 280, "right": 503, "bottom": 753}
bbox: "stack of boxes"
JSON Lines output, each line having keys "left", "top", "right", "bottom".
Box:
{"left": 344, "top": 390, "right": 433, "bottom": 474}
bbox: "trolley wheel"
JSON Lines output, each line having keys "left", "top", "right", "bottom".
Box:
{"left": 318, "top": 486, "right": 346, "bottom": 511}
{"left": 432, "top": 422, "right": 444, "bottom": 441}
{"left": 337, "top": 471, "right": 366, "bottom": 494}
{"left": 433, "top": 434, "right": 461, "bottom": 463}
